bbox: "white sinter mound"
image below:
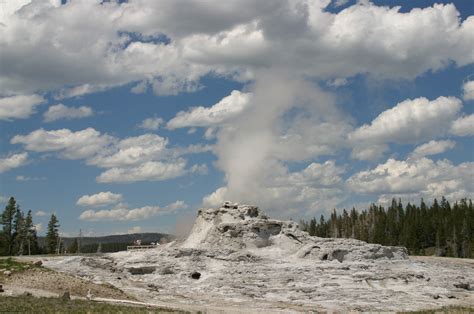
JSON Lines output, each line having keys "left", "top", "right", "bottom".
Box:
{"left": 181, "top": 203, "right": 407, "bottom": 262}
{"left": 44, "top": 203, "right": 474, "bottom": 313}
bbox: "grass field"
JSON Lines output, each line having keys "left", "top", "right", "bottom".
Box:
{"left": 0, "top": 295, "right": 186, "bottom": 313}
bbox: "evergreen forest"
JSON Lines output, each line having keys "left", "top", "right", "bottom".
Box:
{"left": 300, "top": 197, "right": 473, "bottom": 258}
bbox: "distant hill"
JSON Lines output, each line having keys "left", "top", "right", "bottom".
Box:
{"left": 38, "top": 232, "right": 173, "bottom": 248}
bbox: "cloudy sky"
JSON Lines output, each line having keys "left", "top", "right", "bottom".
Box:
{"left": 0, "top": 0, "right": 473, "bottom": 236}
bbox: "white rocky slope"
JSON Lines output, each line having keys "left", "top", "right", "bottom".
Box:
{"left": 44, "top": 203, "right": 474, "bottom": 313}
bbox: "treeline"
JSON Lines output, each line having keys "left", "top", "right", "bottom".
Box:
{"left": 0, "top": 197, "right": 124, "bottom": 255}
{"left": 80, "top": 242, "right": 129, "bottom": 253}
{"left": 300, "top": 197, "right": 473, "bottom": 258}
{"left": 0, "top": 197, "right": 61, "bottom": 255}
{"left": 1, "top": 197, "right": 168, "bottom": 256}
{"left": 0, "top": 197, "right": 135, "bottom": 255}
{"left": 78, "top": 241, "right": 156, "bottom": 253}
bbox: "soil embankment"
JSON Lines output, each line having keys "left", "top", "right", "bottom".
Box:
{"left": 1, "top": 256, "right": 131, "bottom": 300}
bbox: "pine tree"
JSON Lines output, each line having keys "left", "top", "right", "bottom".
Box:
{"left": 13, "top": 207, "right": 27, "bottom": 255}
{"left": 24, "top": 210, "right": 39, "bottom": 255}
{"left": 319, "top": 215, "right": 326, "bottom": 237}
{"left": 460, "top": 219, "right": 470, "bottom": 258}
{"left": 342, "top": 209, "right": 350, "bottom": 238}
{"left": 350, "top": 208, "right": 358, "bottom": 238}
{"left": 435, "top": 229, "right": 441, "bottom": 255}
{"left": 68, "top": 238, "right": 79, "bottom": 254}
{"left": 450, "top": 226, "right": 458, "bottom": 257}
{"left": 330, "top": 209, "right": 339, "bottom": 238}
{"left": 308, "top": 218, "right": 317, "bottom": 236}
{"left": 46, "top": 214, "right": 60, "bottom": 254}
{"left": 386, "top": 199, "right": 397, "bottom": 246}
{"left": 396, "top": 199, "right": 404, "bottom": 244}
{"left": 1, "top": 197, "right": 17, "bottom": 255}
{"left": 367, "top": 204, "right": 377, "bottom": 243}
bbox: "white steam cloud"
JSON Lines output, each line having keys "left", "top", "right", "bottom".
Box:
{"left": 207, "top": 70, "right": 350, "bottom": 215}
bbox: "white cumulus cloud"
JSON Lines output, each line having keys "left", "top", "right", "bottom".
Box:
{"left": 167, "top": 90, "right": 252, "bottom": 129}
{"left": 138, "top": 117, "right": 164, "bottom": 131}
{"left": 350, "top": 144, "right": 389, "bottom": 161}
{"left": 450, "top": 114, "right": 474, "bottom": 137}
{"left": 11, "top": 128, "right": 114, "bottom": 160}
{"left": 96, "top": 160, "right": 188, "bottom": 183}
{"left": 410, "top": 140, "right": 456, "bottom": 158}
{"left": 43, "top": 103, "right": 93, "bottom": 122}
{"left": 1, "top": 1, "right": 473, "bottom": 97}
{"left": 349, "top": 96, "right": 462, "bottom": 160}
{"left": 88, "top": 134, "right": 168, "bottom": 168}
{"left": 79, "top": 200, "right": 187, "bottom": 221}
{"left": 462, "top": 80, "right": 474, "bottom": 101}
{"left": 0, "top": 152, "right": 28, "bottom": 173}
{"left": 35, "top": 210, "right": 48, "bottom": 217}
{"left": 346, "top": 157, "right": 474, "bottom": 202}
{"left": 0, "top": 94, "right": 44, "bottom": 120}
{"left": 12, "top": 128, "right": 209, "bottom": 184}
{"left": 76, "top": 191, "right": 123, "bottom": 207}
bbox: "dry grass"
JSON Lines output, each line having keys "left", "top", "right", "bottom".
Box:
{"left": 0, "top": 295, "right": 186, "bottom": 313}
{"left": 399, "top": 306, "right": 474, "bottom": 314}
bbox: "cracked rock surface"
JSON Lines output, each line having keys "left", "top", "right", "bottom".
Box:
{"left": 43, "top": 203, "right": 474, "bottom": 313}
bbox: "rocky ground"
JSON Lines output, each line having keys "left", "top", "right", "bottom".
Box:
{"left": 27, "top": 204, "right": 474, "bottom": 312}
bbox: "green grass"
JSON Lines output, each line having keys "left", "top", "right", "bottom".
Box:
{"left": 0, "top": 257, "right": 41, "bottom": 273}
{"left": 0, "top": 257, "right": 32, "bottom": 271}
{"left": 0, "top": 295, "right": 186, "bottom": 313}
{"left": 0, "top": 257, "right": 43, "bottom": 280}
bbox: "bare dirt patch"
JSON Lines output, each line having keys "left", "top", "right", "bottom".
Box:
{"left": 1, "top": 259, "right": 132, "bottom": 300}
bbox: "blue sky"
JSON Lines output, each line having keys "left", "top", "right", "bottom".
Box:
{"left": 0, "top": 0, "right": 473, "bottom": 236}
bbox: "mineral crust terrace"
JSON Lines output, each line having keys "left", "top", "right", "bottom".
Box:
{"left": 43, "top": 203, "right": 474, "bottom": 313}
